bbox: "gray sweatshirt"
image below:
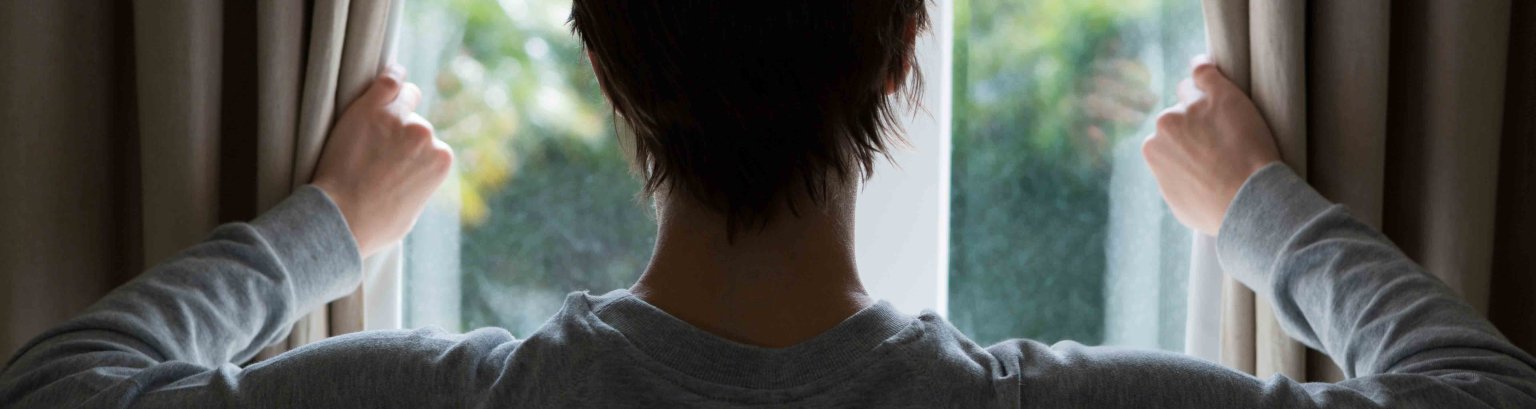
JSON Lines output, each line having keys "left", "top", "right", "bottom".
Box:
{"left": 2, "top": 163, "right": 1534, "bottom": 408}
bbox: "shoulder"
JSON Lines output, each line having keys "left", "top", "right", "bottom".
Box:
{"left": 226, "top": 327, "right": 521, "bottom": 407}
{"left": 903, "top": 312, "right": 1266, "bottom": 407}
{"left": 258, "top": 326, "right": 522, "bottom": 376}
{"left": 982, "top": 338, "right": 1271, "bottom": 407}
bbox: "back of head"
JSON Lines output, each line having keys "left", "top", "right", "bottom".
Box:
{"left": 571, "top": 1, "right": 929, "bottom": 233}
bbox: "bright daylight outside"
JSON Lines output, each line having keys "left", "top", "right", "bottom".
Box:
{"left": 401, "top": 0, "right": 1206, "bottom": 351}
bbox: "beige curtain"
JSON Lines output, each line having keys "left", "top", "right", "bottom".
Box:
{"left": 1190, "top": 0, "right": 1536, "bottom": 382}
{"left": 0, "top": 0, "right": 399, "bottom": 363}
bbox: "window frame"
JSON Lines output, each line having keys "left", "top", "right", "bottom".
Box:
{"left": 850, "top": 0, "right": 954, "bottom": 316}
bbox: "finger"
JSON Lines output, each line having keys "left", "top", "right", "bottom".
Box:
{"left": 1190, "top": 61, "right": 1233, "bottom": 95}
{"left": 1176, "top": 78, "right": 1202, "bottom": 105}
{"left": 1189, "top": 54, "right": 1212, "bottom": 69}
{"left": 360, "top": 63, "right": 407, "bottom": 106}
{"left": 402, "top": 112, "right": 436, "bottom": 140}
{"left": 1154, "top": 106, "right": 1185, "bottom": 134}
{"left": 391, "top": 82, "right": 423, "bottom": 115}
{"left": 1140, "top": 133, "right": 1165, "bottom": 168}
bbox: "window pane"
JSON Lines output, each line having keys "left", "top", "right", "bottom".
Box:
{"left": 400, "top": 0, "right": 654, "bottom": 335}
{"left": 948, "top": 0, "right": 1206, "bottom": 349}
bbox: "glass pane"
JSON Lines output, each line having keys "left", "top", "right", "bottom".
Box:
{"left": 948, "top": 0, "right": 1206, "bottom": 349}
{"left": 400, "top": 0, "right": 655, "bottom": 335}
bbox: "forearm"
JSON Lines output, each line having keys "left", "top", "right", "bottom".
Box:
{"left": 1217, "top": 164, "right": 1536, "bottom": 385}
{"left": 0, "top": 186, "right": 361, "bottom": 401}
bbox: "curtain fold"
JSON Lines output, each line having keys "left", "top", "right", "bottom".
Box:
{"left": 324, "top": 0, "right": 401, "bottom": 337}
{"left": 1381, "top": 1, "right": 1510, "bottom": 316}
{"left": 134, "top": 0, "right": 224, "bottom": 266}
{"left": 1301, "top": 0, "right": 1389, "bottom": 383}
{"left": 1191, "top": 0, "right": 1532, "bottom": 383}
{"left": 0, "top": 1, "right": 141, "bottom": 361}
{"left": 0, "top": 0, "right": 399, "bottom": 364}
{"left": 265, "top": 0, "right": 401, "bottom": 356}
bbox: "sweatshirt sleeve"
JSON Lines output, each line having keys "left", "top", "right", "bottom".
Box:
{"left": 992, "top": 163, "right": 1536, "bottom": 408}
{"left": 0, "top": 185, "right": 364, "bottom": 407}
{"left": 1215, "top": 163, "right": 1536, "bottom": 382}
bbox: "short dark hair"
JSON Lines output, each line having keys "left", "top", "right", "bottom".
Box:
{"left": 570, "top": 1, "right": 929, "bottom": 233}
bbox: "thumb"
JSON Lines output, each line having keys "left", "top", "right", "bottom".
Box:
{"left": 359, "top": 63, "right": 407, "bottom": 107}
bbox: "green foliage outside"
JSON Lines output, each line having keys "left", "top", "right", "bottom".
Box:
{"left": 949, "top": 0, "right": 1196, "bottom": 346}
{"left": 408, "top": 0, "right": 655, "bottom": 334}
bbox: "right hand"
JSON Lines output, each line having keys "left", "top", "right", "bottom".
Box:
{"left": 312, "top": 64, "right": 454, "bottom": 258}
{"left": 1141, "top": 55, "right": 1281, "bottom": 237}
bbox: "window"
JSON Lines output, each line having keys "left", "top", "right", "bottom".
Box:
{"left": 400, "top": 0, "right": 1206, "bottom": 352}
{"left": 399, "top": 0, "right": 651, "bottom": 334}
{"left": 948, "top": 0, "right": 1205, "bottom": 349}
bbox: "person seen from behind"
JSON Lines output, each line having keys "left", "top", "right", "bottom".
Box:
{"left": 3, "top": 1, "right": 1533, "bottom": 407}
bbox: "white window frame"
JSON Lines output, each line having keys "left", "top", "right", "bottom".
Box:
{"left": 852, "top": 0, "right": 953, "bottom": 317}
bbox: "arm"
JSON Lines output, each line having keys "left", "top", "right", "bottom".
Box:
{"left": 994, "top": 163, "right": 1535, "bottom": 408}
{"left": 1225, "top": 163, "right": 1536, "bottom": 405}
{"left": 0, "top": 65, "right": 455, "bottom": 408}
{"left": 0, "top": 186, "right": 358, "bottom": 407}
{"left": 1216, "top": 163, "right": 1536, "bottom": 383}
{"left": 1108, "top": 55, "right": 1536, "bottom": 406}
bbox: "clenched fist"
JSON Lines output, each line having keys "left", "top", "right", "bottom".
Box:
{"left": 312, "top": 64, "right": 454, "bottom": 258}
{"left": 1142, "top": 55, "right": 1281, "bottom": 236}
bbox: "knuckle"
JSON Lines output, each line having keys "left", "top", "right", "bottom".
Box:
{"left": 433, "top": 144, "right": 456, "bottom": 169}
{"left": 376, "top": 74, "right": 402, "bottom": 90}
{"left": 403, "top": 122, "right": 435, "bottom": 140}
{"left": 1141, "top": 136, "right": 1165, "bottom": 162}
{"left": 372, "top": 108, "right": 401, "bottom": 124}
{"left": 1155, "top": 110, "right": 1183, "bottom": 132}
{"left": 407, "top": 133, "right": 433, "bottom": 150}
{"left": 1186, "top": 99, "right": 1211, "bottom": 115}
{"left": 1192, "top": 62, "right": 1218, "bottom": 78}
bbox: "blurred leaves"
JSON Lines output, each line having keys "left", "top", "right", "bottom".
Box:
{"left": 949, "top": 0, "right": 1191, "bottom": 346}
{"left": 408, "top": 0, "right": 653, "bottom": 335}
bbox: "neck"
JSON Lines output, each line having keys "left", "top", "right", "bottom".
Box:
{"left": 630, "top": 185, "right": 871, "bottom": 348}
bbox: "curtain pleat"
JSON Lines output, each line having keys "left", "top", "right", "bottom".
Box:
{"left": 0, "top": 1, "right": 140, "bottom": 361}
{"left": 252, "top": 0, "right": 312, "bottom": 361}
{"left": 282, "top": 0, "right": 352, "bottom": 349}
{"left": 326, "top": 0, "right": 396, "bottom": 336}
{"left": 1197, "top": 0, "right": 1256, "bottom": 375}
{"left": 133, "top": 0, "right": 224, "bottom": 266}
{"left": 256, "top": 0, "right": 307, "bottom": 212}
{"left": 1245, "top": 0, "right": 1307, "bottom": 380}
{"left": 1382, "top": 1, "right": 1510, "bottom": 315}
{"left": 1303, "top": 0, "right": 1389, "bottom": 383}
{"left": 1489, "top": 0, "right": 1536, "bottom": 355}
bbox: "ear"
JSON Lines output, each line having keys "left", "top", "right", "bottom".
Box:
{"left": 587, "top": 49, "right": 610, "bottom": 99}
{"left": 885, "top": 63, "right": 909, "bottom": 95}
{"left": 885, "top": 18, "right": 920, "bottom": 95}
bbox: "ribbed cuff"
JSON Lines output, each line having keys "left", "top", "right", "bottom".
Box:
{"left": 249, "top": 185, "right": 364, "bottom": 310}
{"left": 1215, "top": 163, "right": 1334, "bottom": 288}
